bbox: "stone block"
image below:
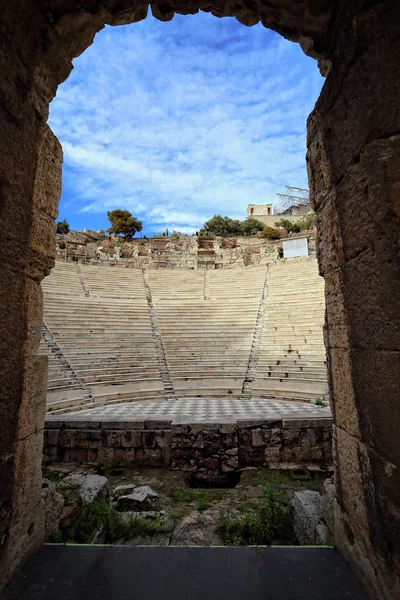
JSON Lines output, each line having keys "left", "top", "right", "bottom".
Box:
{"left": 58, "top": 430, "right": 76, "bottom": 448}
{"left": 264, "top": 447, "right": 281, "bottom": 464}
{"left": 282, "top": 428, "right": 301, "bottom": 445}
{"left": 155, "top": 431, "right": 172, "bottom": 449}
{"left": 64, "top": 420, "right": 100, "bottom": 430}
{"left": 46, "top": 430, "right": 59, "bottom": 446}
{"left": 102, "top": 430, "right": 122, "bottom": 448}
{"left": 251, "top": 430, "right": 264, "bottom": 447}
{"left": 291, "top": 490, "right": 323, "bottom": 545}
{"left": 145, "top": 418, "right": 173, "bottom": 430}
{"left": 292, "top": 447, "right": 312, "bottom": 462}
{"left": 219, "top": 421, "right": 237, "bottom": 434}
{"left": 121, "top": 430, "right": 142, "bottom": 448}
{"left": 97, "top": 447, "right": 115, "bottom": 464}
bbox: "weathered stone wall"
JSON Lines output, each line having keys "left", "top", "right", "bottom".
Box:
{"left": 56, "top": 236, "right": 282, "bottom": 269}
{"left": 307, "top": 3, "right": 400, "bottom": 598}
{"left": 43, "top": 416, "right": 333, "bottom": 472}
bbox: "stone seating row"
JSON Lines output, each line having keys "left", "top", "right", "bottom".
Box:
{"left": 42, "top": 259, "right": 328, "bottom": 409}
{"left": 81, "top": 264, "right": 147, "bottom": 299}
{"left": 254, "top": 259, "right": 327, "bottom": 401}
{"left": 41, "top": 262, "right": 84, "bottom": 296}
{"left": 155, "top": 298, "right": 259, "bottom": 395}
{"left": 42, "top": 297, "right": 164, "bottom": 397}
{"left": 205, "top": 266, "right": 266, "bottom": 299}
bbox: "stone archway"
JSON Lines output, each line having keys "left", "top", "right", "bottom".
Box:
{"left": 0, "top": 2, "right": 399, "bottom": 598}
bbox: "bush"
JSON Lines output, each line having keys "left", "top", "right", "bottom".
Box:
{"left": 275, "top": 213, "right": 316, "bottom": 234}
{"left": 73, "top": 499, "right": 167, "bottom": 544}
{"left": 58, "top": 242, "right": 66, "bottom": 250}
{"left": 262, "top": 226, "right": 281, "bottom": 240}
{"left": 171, "top": 233, "right": 179, "bottom": 239}
{"left": 218, "top": 488, "right": 292, "bottom": 546}
{"left": 239, "top": 218, "right": 265, "bottom": 237}
{"left": 56, "top": 219, "right": 70, "bottom": 234}
{"left": 299, "top": 212, "right": 316, "bottom": 230}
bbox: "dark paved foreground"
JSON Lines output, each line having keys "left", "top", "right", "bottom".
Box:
{"left": 2, "top": 545, "right": 367, "bottom": 600}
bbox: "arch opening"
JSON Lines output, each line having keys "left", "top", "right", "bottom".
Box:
{"left": 0, "top": 2, "right": 399, "bottom": 599}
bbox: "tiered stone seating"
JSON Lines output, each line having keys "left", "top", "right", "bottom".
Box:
{"left": 43, "top": 296, "right": 164, "bottom": 405}
{"left": 146, "top": 270, "right": 204, "bottom": 300}
{"left": 253, "top": 259, "right": 327, "bottom": 401}
{"left": 41, "top": 259, "right": 328, "bottom": 412}
{"left": 38, "top": 338, "right": 74, "bottom": 392}
{"left": 155, "top": 298, "right": 260, "bottom": 397}
{"left": 206, "top": 266, "right": 266, "bottom": 299}
{"left": 41, "top": 261, "right": 84, "bottom": 296}
{"left": 81, "top": 264, "right": 146, "bottom": 299}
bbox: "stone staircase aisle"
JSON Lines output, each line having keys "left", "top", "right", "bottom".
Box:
{"left": 142, "top": 270, "right": 176, "bottom": 400}
{"left": 241, "top": 268, "right": 269, "bottom": 397}
{"left": 75, "top": 264, "right": 91, "bottom": 297}
{"left": 41, "top": 324, "right": 93, "bottom": 404}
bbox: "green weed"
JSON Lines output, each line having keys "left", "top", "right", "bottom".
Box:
{"left": 218, "top": 488, "right": 293, "bottom": 546}
{"left": 314, "top": 398, "right": 327, "bottom": 407}
{"left": 72, "top": 499, "right": 167, "bottom": 543}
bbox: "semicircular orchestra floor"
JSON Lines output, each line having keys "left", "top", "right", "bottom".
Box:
{"left": 59, "top": 398, "right": 331, "bottom": 424}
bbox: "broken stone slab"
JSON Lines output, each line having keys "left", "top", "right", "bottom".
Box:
{"left": 65, "top": 473, "right": 109, "bottom": 504}
{"left": 120, "top": 510, "right": 168, "bottom": 522}
{"left": 290, "top": 490, "right": 323, "bottom": 545}
{"left": 42, "top": 479, "right": 64, "bottom": 538}
{"left": 112, "top": 483, "right": 136, "bottom": 500}
{"left": 170, "top": 510, "right": 222, "bottom": 546}
{"left": 117, "top": 486, "right": 159, "bottom": 511}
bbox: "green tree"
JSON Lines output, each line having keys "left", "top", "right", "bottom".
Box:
{"left": 275, "top": 218, "right": 302, "bottom": 233}
{"left": 262, "top": 226, "right": 282, "bottom": 240}
{"left": 239, "top": 218, "right": 265, "bottom": 236}
{"left": 56, "top": 219, "right": 70, "bottom": 234}
{"left": 200, "top": 215, "right": 241, "bottom": 237}
{"left": 107, "top": 209, "right": 143, "bottom": 239}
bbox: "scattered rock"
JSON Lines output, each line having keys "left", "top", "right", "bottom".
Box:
{"left": 66, "top": 473, "right": 109, "bottom": 504}
{"left": 170, "top": 511, "right": 222, "bottom": 546}
{"left": 42, "top": 479, "right": 64, "bottom": 537}
{"left": 117, "top": 486, "right": 158, "bottom": 511}
{"left": 120, "top": 510, "right": 168, "bottom": 522}
{"left": 113, "top": 484, "right": 136, "bottom": 500}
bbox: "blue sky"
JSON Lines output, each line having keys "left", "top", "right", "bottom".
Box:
{"left": 49, "top": 11, "right": 323, "bottom": 237}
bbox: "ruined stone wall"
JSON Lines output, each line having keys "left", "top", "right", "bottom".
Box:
{"left": 307, "top": 4, "right": 400, "bottom": 598}
{"left": 56, "top": 236, "right": 281, "bottom": 269}
{"left": 43, "top": 416, "right": 332, "bottom": 473}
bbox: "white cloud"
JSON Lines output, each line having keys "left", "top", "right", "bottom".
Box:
{"left": 50, "top": 12, "right": 322, "bottom": 233}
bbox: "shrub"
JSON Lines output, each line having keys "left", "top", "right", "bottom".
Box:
{"left": 56, "top": 219, "right": 70, "bottom": 234}
{"left": 58, "top": 242, "right": 66, "bottom": 250}
{"left": 171, "top": 233, "right": 180, "bottom": 239}
{"left": 262, "top": 226, "right": 281, "bottom": 240}
{"left": 239, "top": 218, "right": 265, "bottom": 237}
{"left": 218, "top": 488, "right": 292, "bottom": 546}
{"left": 314, "top": 397, "right": 327, "bottom": 407}
{"left": 73, "top": 499, "right": 166, "bottom": 544}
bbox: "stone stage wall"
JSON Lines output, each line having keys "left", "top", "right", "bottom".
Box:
{"left": 43, "top": 416, "right": 333, "bottom": 473}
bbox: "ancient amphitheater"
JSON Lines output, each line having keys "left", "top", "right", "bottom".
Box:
{"left": 41, "top": 258, "right": 330, "bottom": 425}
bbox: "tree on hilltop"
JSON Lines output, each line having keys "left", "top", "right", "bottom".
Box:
{"left": 200, "top": 215, "right": 265, "bottom": 237}
{"left": 200, "top": 215, "right": 241, "bottom": 236}
{"left": 107, "top": 209, "right": 143, "bottom": 239}
{"left": 56, "top": 219, "right": 70, "bottom": 234}
{"left": 239, "top": 218, "right": 265, "bottom": 236}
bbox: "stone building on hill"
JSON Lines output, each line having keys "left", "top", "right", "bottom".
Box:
{"left": 246, "top": 202, "right": 310, "bottom": 227}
